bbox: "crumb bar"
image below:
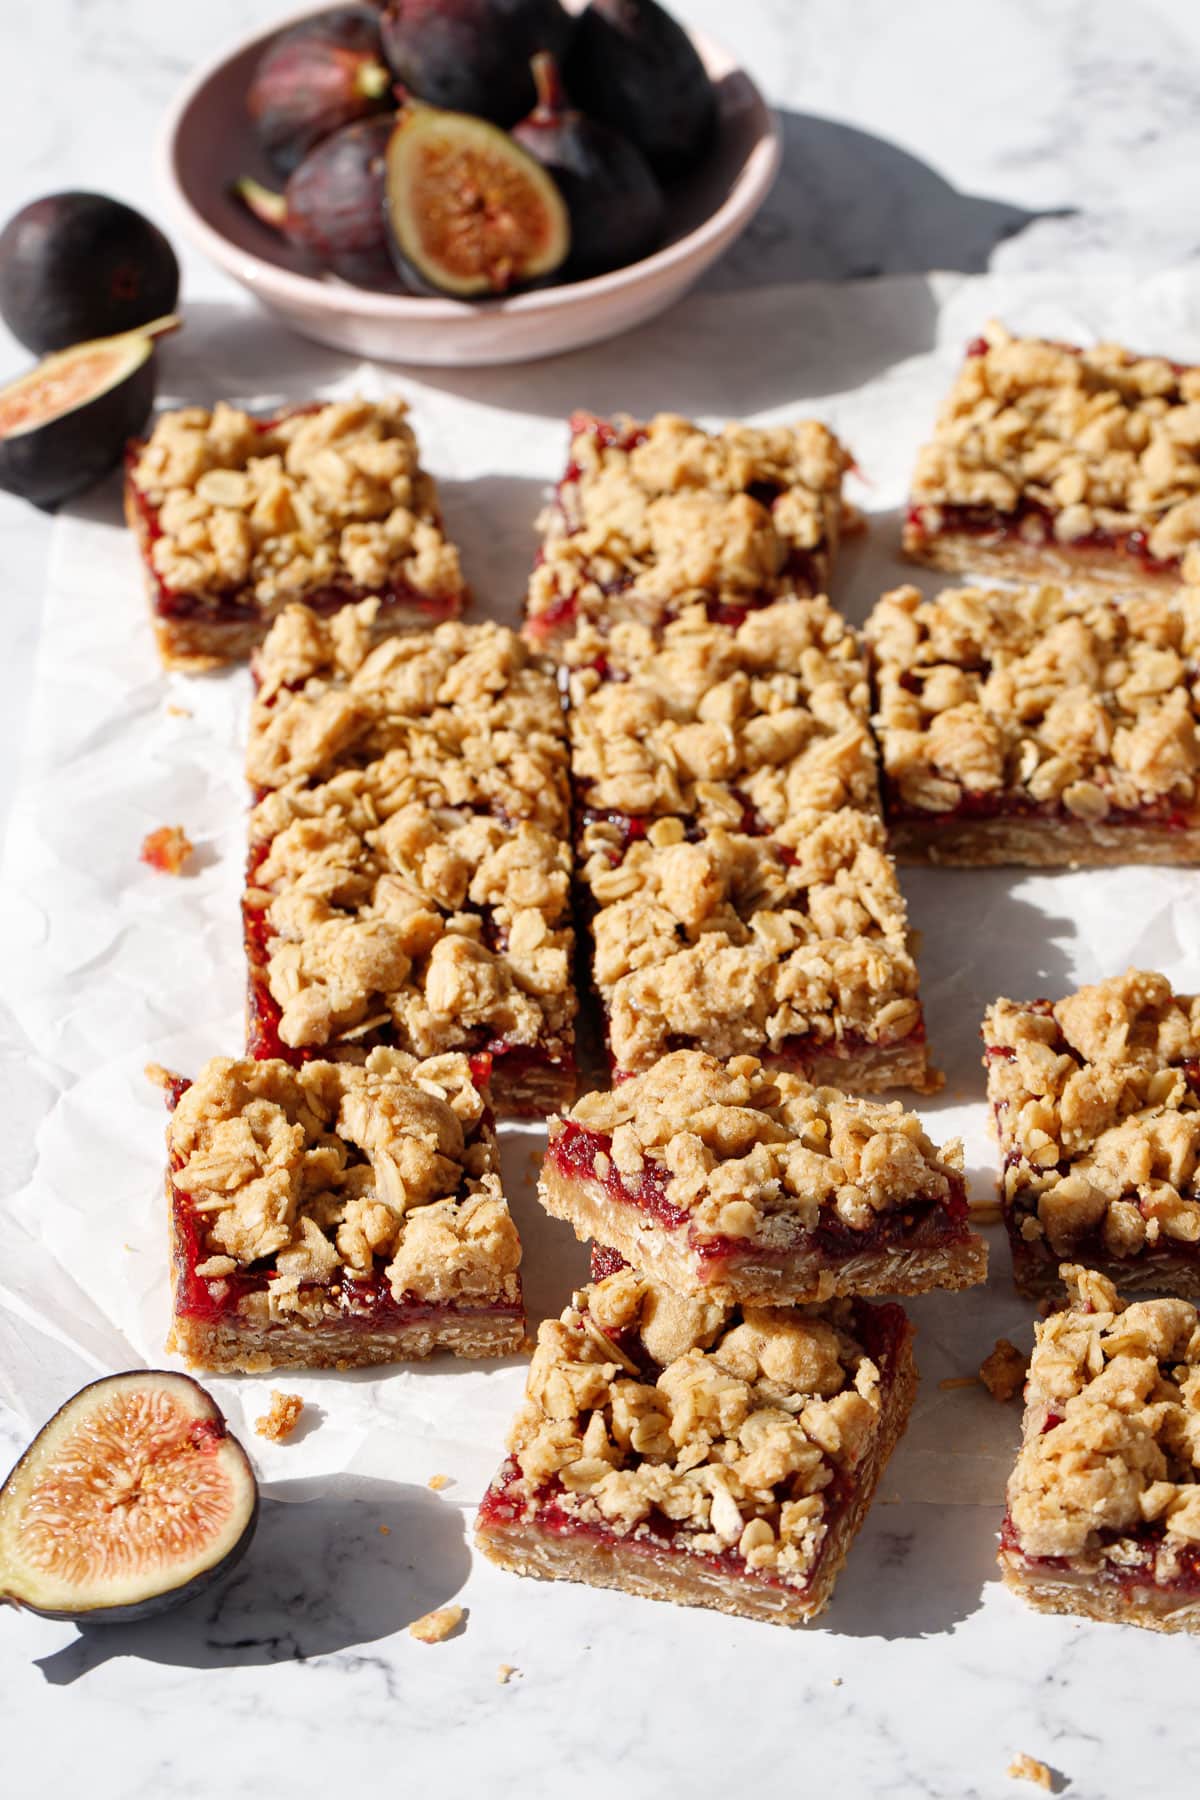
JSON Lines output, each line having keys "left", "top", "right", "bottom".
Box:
{"left": 904, "top": 323, "right": 1200, "bottom": 593}
{"left": 525, "top": 410, "right": 853, "bottom": 648}
{"left": 162, "top": 1051, "right": 524, "bottom": 1374}
{"left": 126, "top": 398, "right": 466, "bottom": 670}
{"left": 983, "top": 969, "right": 1200, "bottom": 1296}
{"left": 1000, "top": 1263, "right": 1200, "bottom": 1633}
{"left": 245, "top": 604, "right": 577, "bottom": 1117}
{"left": 563, "top": 601, "right": 936, "bottom": 1092}
{"left": 865, "top": 582, "right": 1200, "bottom": 866}
{"left": 539, "top": 1050, "right": 985, "bottom": 1303}
{"left": 475, "top": 1262, "right": 916, "bottom": 1626}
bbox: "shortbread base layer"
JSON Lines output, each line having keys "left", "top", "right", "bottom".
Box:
{"left": 886, "top": 812, "right": 1200, "bottom": 869}
{"left": 614, "top": 1034, "right": 940, "bottom": 1098}
{"left": 1007, "top": 1225, "right": 1200, "bottom": 1300}
{"left": 168, "top": 1305, "right": 525, "bottom": 1374}
{"left": 538, "top": 1162, "right": 987, "bottom": 1304}
{"left": 476, "top": 1331, "right": 916, "bottom": 1627}
{"left": 901, "top": 517, "right": 1182, "bottom": 598}
{"left": 999, "top": 1551, "right": 1200, "bottom": 1634}
{"left": 124, "top": 479, "right": 464, "bottom": 672}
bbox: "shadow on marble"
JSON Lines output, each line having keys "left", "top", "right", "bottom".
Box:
{"left": 33, "top": 1475, "right": 467, "bottom": 1686}
{"left": 706, "top": 112, "right": 1076, "bottom": 290}
{"left": 436, "top": 473, "right": 546, "bottom": 630}
{"left": 823, "top": 1499, "right": 1000, "bottom": 1639}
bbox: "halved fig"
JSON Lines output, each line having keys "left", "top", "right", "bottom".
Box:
{"left": 0, "top": 1371, "right": 258, "bottom": 1623}
{"left": 0, "top": 314, "right": 178, "bottom": 511}
{"left": 384, "top": 103, "right": 569, "bottom": 296}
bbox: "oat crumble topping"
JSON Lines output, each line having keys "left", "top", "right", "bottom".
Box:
{"left": 168, "top": 1051, "right": 520, "bottom": 1324}
{"left": 255, "top": 1391, "right": 305, "bottom": 1440}
{"left": 912, "top": 321, "right": 1200, "bottom": 574}
{"left": 985, "top": 970, "right": 1200, "bottom": 1263}
{"left": 505, "top": 1268, "right": 888, "bottom": 1583}
{"left": 565, "top": 599, "right": 879, "bottom": 829}
{"left": 980, "top": 1339, "right": 1028, "bottom": 1403}
{"left": 140, "top": 824, "right": 194, "bottom": 875}
{"left": 247, "top": 607, "right": 575, "bottom": 1058}
{"left": 528, "top": 413, "right": 851, "bottom": 630}
{"left": 866, "top": 582, "right": 1200, "bottom": 820}
{"left": 557, "top": 1050, "right": 959, "bottom": 1244}
{"left": 1008, "top": 1265, "right": 1200, "bottom": 1566}
{"left": 132, "top": 399, "right": 463, "bottom": 608}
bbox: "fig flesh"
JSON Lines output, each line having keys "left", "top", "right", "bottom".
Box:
{"left": 384, "top": 104, "right": 569, "bottom": 296}
{"left": 248, "top": 6, "right": 393, "bottom": 178}
{"left": 564, "top": 0, "right": 717, "bottom": 176}
{"left": 236, "top": 117, "right": 396, "bottom": 285}
{"left": 380, "top": 0, "right": 574, "bottom": 126}
{"left": 0, "top": 192, "right": 180, "bottom": 356}
{"left": 0, "top": 1371, "right": 258, "bottom": 1623}
{"left": 513, "top": 54, "right": 664, "bottom": 277}
{"left": 0, "top": 314, "right": 178, "bottom": 510}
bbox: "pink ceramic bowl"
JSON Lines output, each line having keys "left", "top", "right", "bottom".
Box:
{"left": 158, "top": 3, "right": 780, "bottom": 367}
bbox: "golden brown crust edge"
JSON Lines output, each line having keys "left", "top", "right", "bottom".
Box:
{"left": 901, "top": 521, "right": 1184, "bottom": 596}
{"left": 888, "top": 814, "right": 1200, "bottom": 869}
{"left": 999, "top": 1553, "right": 1200, "bottom": 1634}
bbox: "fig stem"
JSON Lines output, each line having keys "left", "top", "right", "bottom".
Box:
{"left": 529, "top": 52, "right": 567, "bottom": 120}
{"left": 233, "top": 177, "right": 290, "bottom": 235}
{"left": 139, "top": 314, "right": 183, "bottom": 343}
{"left": 356, "top": 59, "right": 392, "bottom": 102}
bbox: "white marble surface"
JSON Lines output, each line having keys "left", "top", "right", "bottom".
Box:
{"left": 5, "top": 5, "right": 1200, "bottom": 1798}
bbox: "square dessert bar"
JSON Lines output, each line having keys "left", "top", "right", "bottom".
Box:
{"left": 563, "top": 601, "right": 936, "bottom": 1092}
{"left": 865, "top": 582, "right": 1200, "bottom": 866}
{"left": 245, "top": 604, "right": 577, "bottom": 1118}
{"left": 539, "top": 1050, "right": 985, "bottom": 1304}
{"left": 904, "top": 322, "right": 1200, "bottom": 593}
{"left": 162, "top": 1049, "right": 524, "bottom": 1374}
{"left": 525, "top": 409, "right": 853, "bottom": 647}
{"left": 1000, "top": 1264, "right": 1200, "bottom": 1633}
{"left": 125, "top": 397, "right": 466, "bottom": 670}
{"left": 475, "top": 1262, "right": 916, "bottom": 1626}
{"left": 984, "top": 970, "right": 1200, "bottom": 1297}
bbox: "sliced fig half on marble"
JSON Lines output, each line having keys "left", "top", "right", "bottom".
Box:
{"left": 0, "top": 1371, "right": 258, "bottom": 1623}
{"left": 0, "top": 314, "right": 178, "bottom": 510}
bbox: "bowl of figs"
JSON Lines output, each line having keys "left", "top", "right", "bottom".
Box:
{"left": 160, "top": 0, "right": 780, "bottom": 366}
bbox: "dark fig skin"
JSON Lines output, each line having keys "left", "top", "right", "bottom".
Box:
{"left": 237, "top": 117, "right": 398, "bottom": 286}
{"left": 248, "top": 6, "right": 393, "bottom": 178}
{"left": 380, "top": 0, "right": 574, "bottom": 126}
{"left": 564, "top": 0, "right": 718, "bottom": 177}
{"left": 0, "top": 1371, "right": 259, "bottom": 1624}
{"left": 0, "top": 192, "right": 179, "bottom": 356}
{"left": 513, "top": 55, "right": 664, "bottom": 277}
{"left": 0, "top": 317, "right": 177, "bottom": 511}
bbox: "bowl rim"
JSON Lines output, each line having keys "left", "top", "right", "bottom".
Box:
{"left": 156, "top": 0, "right": 781, "bottom": 322}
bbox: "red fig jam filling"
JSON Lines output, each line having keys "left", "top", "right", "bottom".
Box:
{"left": 550, "top": 1119, "right": 971, "bottom": 1266}
{"left": 999, "top": 1512, "right": 1200, "bottom": 1597}
{"left": 884, "top": 773, "right": 1197, "bottom": 833}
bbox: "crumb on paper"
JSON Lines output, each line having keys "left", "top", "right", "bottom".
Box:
{"left": 980, "top": 1338, "right": 1029, "bottom": 1403}
{"left": 969, "top": 1201, "right": 1003, "bottom": 1226}
{"left": 497, "top": 1663, "right": 520, "bottom": 1685}
{"left": 165, "top": 703, "right": 192, "bottom": 719}
{"left": 379, "top": 1524, "right": 391, "bottom": 1536}
{"left": 145, "top": 1061, "right": 172, "bottom": 1089}
{"left": 1007, "top": 1752, "right": 1052, "bottom": 1789}
{"left": 409, "top": 1604, "right": 464, "bottom": 1644}
{"left": 428, "top": 1473, "right": 451, "bottom": 1492}
{"left": 939, "top": 1375, "right": 980, "bottom": 1391}
{"left": 831, "top": 1676, "right": 843, "bottom": 1687}
{"left": 255, "top": 1391, "right": 304, "bottom": 1441}
{"left": 140, "top": 823, "right": 194, "bottom": 875}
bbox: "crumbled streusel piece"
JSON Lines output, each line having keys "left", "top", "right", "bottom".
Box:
{"left": 428, "top": 1473, "right": 451, "bottom": 1492}
{"left": 168, "top": 1049, "right": 520, "bottom": 1322}
{"left": 866, "top": 581, "right": 1200, "bottom": 820}
{"left": 984, "top": 970, "right": 1200, "bottom": 1285}
{"left": 1007, "top": 1753, "right": 1053, "bottom": 1790}
{"left": 132, "top": 398, "right": 462, "bottom": 609}
{"left": 496, "top": 1663, "right": 519, "bottom": 1684}
{"left": 527, "top": 412, "right": 852, "bottom": 635}
{"left": 979, "top": 1339, "right": 1027, "bottom": 1403}
{"left": 409, "top": 1604, "right": 464, "bottom": 1643}
{"left": 141, "top": 824, "right": 194, "bottom": 875}
{"left": 255, "top": 1391, "right": 305, "bottom": 1441}
{"left": 909, "top": 324, "right": 1200, "bottom": 566}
